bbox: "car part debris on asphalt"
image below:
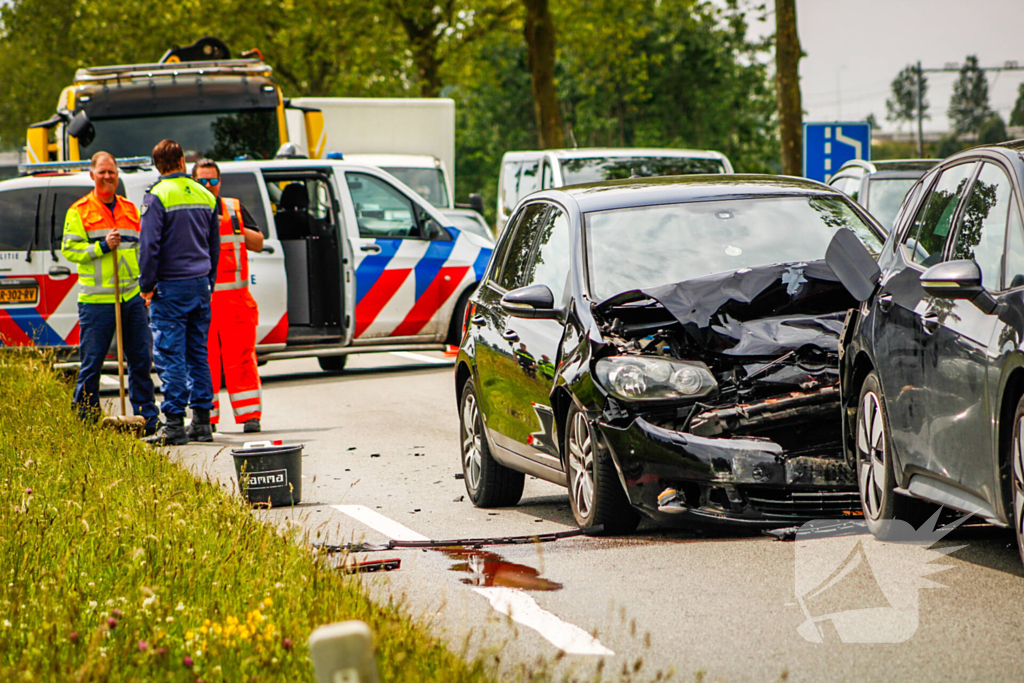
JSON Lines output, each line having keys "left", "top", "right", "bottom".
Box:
{"left": 316, "top": 526, "right": 602, "bottom": 553}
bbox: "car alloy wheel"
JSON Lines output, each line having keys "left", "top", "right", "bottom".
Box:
{"left": 563, "top": 404, "right": 639, "bottom": 533}
{"left": 1011, "top": 396, "right": 1024, "bottom": 565}
{"left": 462, "top": 391, "right": 484, "bottom": 493}
{"left": 458, "top": 378, "right": 524, "bottom": 508}
{"left": 855, "top": 372, "right": 934, "bottom": 538}
{"left": 857, "top": 388, "right": 886, "bottom": 520}
{"left": 567, "top": 410, "right": 596, "bottom": 519}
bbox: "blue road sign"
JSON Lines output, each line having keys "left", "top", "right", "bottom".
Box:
{"left": 803, "top": 122, "right": 871, "bottom": 183}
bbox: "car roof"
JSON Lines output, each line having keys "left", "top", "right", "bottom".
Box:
{"left": 534, "top": 174, "right": 842, "bottom": 213}
{"left": 341, "top": 154, "right": 442, "bottom": 168}
{"left": 502, "top": 147, "right": 729, "bottom": 162}
{"left": 834, "top": 158, "right": 940, "bottom": 176}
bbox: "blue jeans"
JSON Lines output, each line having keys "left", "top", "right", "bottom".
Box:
{"left": 74, "top": 295, "right": 159, "bottom": 429}
{"left": 150, "top": 277, "right": 214, "bottom": 416}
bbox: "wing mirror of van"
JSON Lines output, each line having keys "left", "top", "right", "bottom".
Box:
{"left": 66, "top": 111, "right": 95, "bottom": 148}
{"left": 920, "top": 260, "right": 998, "bottom": 314}
{"left": 468, "top": 193, "right": 485, "bottom": 216}
{"left": 824, "top": 227, "right": 881, "bottom": 302}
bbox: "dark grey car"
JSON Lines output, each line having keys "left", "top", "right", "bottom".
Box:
{"left": 824, "top": 140, "right": 1024, "bottom": 563}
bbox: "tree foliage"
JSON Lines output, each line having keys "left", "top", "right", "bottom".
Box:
{"left": 1011, "top": 82, "right": 1024, "bottom": 128}
{"left": 948, "top": 55, "right": 991, "bottom": 136}
{"left": 0, "top": 0, "right": 779, "bottom": 214}
{"left": 886, "top": 64, "right": 928, "bottom": 127}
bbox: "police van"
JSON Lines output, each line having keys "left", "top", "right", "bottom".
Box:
{"left": 0, "top": 159, "right": 492, "bottom": 371}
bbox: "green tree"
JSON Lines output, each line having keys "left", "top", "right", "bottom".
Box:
{"left": 886, "top": 64, "right": 928, "bottom": 129}
{"left": 977, "top": 114, "right": 1008, "bottom": 145}
{"left": 948, "top": 55, "right": 991, "bottom": 136}
{"left": 1011, "top": 82, "right": 1024, "bottom": 127}
{"left": 382, "top": 0, "right": 517, "bottom": 97}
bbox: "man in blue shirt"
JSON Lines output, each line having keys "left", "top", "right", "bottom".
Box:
{"left": 140, "top": 139, "right": 220, "bottom": 445}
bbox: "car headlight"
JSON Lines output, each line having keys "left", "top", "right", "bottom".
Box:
{"left": 595, "top": 357, "right": 717, "bottom": 402}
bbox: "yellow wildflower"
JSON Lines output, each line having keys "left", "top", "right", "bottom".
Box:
{"left": 185, "top": 631, "right": 194, "bottom": 640}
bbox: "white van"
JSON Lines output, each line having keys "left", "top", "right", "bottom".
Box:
{"left": 0, "top": 159, "right": 492, "bottom": 371}
{"left": 496, "top": 148, "right": 734, "bottom": 233}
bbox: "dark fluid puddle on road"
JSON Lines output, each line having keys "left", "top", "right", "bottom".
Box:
{"left": 441, "top": 548, "right": 562, "bottom": 591}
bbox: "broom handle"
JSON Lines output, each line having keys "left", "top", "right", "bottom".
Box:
{"left": 112, "top": 244, "right": 127, "bottom": 417}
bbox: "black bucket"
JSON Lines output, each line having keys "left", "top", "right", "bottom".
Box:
{"left": 231, "top": 441, "right": 303, "bottom": 507}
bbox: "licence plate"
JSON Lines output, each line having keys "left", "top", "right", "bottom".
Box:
{"left": 0, "top": 287, "right": 36, "bottom": 305}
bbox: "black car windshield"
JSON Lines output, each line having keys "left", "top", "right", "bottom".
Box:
{"left": 586, "top": 196, "right": 882, "bottom": 301}
{"left": 866, "top": 177, "right": 917, "bottom": 231}
{"left": 560, "top": 156, "right": 726, "bottom": 185}
{"left": 80, "top": 110, "right": 281, "bottom": 161}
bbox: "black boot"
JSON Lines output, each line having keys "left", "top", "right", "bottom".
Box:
{"left": 186, "top": 408, "right": 214, "bottom": 443}
{"left": 243, "top": 418, "right": 261, "bottom": 433}
{"left": 143, "top": 414, "right": 188, "bottom": 446}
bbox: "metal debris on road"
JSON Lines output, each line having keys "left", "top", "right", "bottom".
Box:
{"left": 317, "top": 526, "right": 603, "bottom": 553}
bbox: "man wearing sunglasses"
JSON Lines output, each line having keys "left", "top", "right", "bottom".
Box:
{"left": 190, "top": 158, "right": 266, "bottom": 436}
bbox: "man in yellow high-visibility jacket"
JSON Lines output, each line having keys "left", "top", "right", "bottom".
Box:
{"left": 62, "top": 151, "right": 159, "bottom": 434}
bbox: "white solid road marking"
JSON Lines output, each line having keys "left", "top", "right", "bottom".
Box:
{"left": 472, "top": 587, "right": 615, "bottom": 656}
{"left": 332, "top": 504, "right": 429, "bottom": 541}
{"left": 389, "top": 351, "right": 452, "bottom": 365}
{"left": 332, "top": 505, "right": 615, "bottom": 656}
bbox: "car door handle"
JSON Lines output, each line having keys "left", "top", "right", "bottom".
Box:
{"left": 920, "top": 311, "right": 940, "bottom": 335}
{"left": 471, "top": 314, "right": 486, "bottom": 326}
{"left": 260, "top": 245, "right": 275, "bottom": 254}
{"left": 48, "top": 265, "right": 71, "bottom": 277}
{"left": 503, "top": 329, "right": 519, "bottom": 343}
{"left": 360, "top": 244, "right": 381, "bottom": 253}
{"left": 878, "top": 294, "right": 893, "bottom": 312}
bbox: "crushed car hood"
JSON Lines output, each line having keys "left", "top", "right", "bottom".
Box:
{"left": 599, "top": 260, "right": 855, "bottom": 357}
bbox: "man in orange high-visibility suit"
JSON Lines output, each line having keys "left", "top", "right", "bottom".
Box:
{"left": 190, "top": 158, "right": 265, "bottom": 434}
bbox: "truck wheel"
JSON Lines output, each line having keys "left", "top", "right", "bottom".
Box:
{"left": 446, "top": 287, "right": 476, "bottom": 347}
{"left": 565, "top": 404, "right": 640, "bottom": 534}
{"left": 318, "top": 356, "right": 348, "bottom": 373}
{"left": 460, "top": 379, "right": 524, "bottom": 507}
{"left": 856, "top": 372, "right": 935, "bottom": 539}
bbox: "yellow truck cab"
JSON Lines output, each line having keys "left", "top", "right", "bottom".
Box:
{"left": 25, "top": 37, "right": 324, "bottom": 165}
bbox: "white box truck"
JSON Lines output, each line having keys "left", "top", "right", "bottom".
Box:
{"left": 285, "top": 98, "right": 456, "bottom": 209}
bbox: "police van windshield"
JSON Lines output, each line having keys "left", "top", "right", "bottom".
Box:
{"left": 561, "top": 156, "right": 727, "bottom": 186}
{"left": 80, "top": 110, "right": 281, "bottom": 162}
{"left": 381, "top": 167, "right": 449, "bottom": 209}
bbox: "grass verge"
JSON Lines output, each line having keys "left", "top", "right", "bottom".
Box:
{"left": 0, "top": 353, "right": 495, "bottom": 682}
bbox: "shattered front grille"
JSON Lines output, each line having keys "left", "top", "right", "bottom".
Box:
{"left": 741, "top": 487, "right": 861, "bottom": 519}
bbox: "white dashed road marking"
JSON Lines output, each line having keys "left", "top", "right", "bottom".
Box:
{"left": 332, "top": 504, "right": 615, "bottom": 656}
{"left": 332, "top": 504, "right": 429, "bottom": 541}
{"left": 389, "top": 351, "right": 453, "bottom": 365}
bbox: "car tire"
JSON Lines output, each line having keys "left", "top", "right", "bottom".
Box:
{"left": 564, "top": 404, "right": 640, "bottom": 534}
{"left": 446, "top": 287, "right": 475, "bottom": 347}
{"left": 318, "top": 355, "right": 348, "bottom": 373}
{"left": 856, "top": 372, "right": 935, "bottom": 539}
{"left": 460, "top": 379, "right": 524, "bottom": 507}
{"left": 1010, "top": 395, "right": 1024, "bottom": 566}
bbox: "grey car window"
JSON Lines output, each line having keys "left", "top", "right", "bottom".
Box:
{"left": 518, "top": 160, "right": 541, "bottom": 200}
{"left": 525, "top": 207, "right": 571, "bottom": 304}
{"left": 866, "top": 177, "right": 917, "bottom": 232}
{"left": 952, "top": 163, "right": 1014, "bottom": 290}
{"left": 347, "top": 173, "right": 418, "bottom": 239}
{"left": 1004, "top": 202, "right": 1024, "bottom": 290}
{"left": 903, "top": 162, "right": 976, "bottom": 268}
{"left": 501, "top": 162, "right": 522, "bottom": 214}
{"left": 497, "top": 203, "right": 548, "bottom": 291}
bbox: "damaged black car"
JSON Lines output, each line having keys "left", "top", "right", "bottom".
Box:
{"left": 454, "top": 176, "right": 885, "bottom": 532}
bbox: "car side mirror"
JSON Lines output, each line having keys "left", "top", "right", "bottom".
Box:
{"left": 468, "top": 193, "right": 485, "bottom": 216}
{"left": 501, "top": 284, "right": 559, "bottom": 319}
{"left": 920, "top": 259, "right": 998, "bottom": 314}
{"left": 824, "top": 227, "right": 881, "bottom": 302}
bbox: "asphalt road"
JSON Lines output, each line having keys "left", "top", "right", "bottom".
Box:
{"left": 116, "top": 354, "right": 1024, "bottom": 682}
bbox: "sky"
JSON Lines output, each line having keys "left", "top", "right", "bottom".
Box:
{"left": 749, "top": 0, "right": 1024, "bottom": 134}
